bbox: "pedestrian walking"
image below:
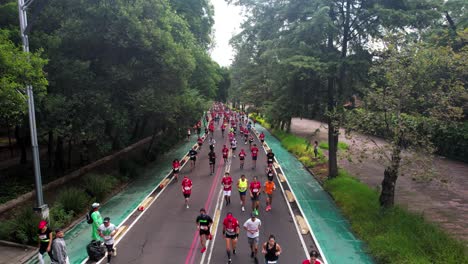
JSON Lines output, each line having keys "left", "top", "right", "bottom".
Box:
{"left": 50, "top": 228, "right": 69, "bottom": 264}
{"left": 244, "top": 214, "right": 262, "bottom": 264}
{"left": 313, "top": 141, "right": 319, "bottom": 158}
{"left": 37, "top": 220, "right": 53, "bottom": 264}
{"left": 262, "top": 235, "right": 282, "bottom": 264}
{"left": 98, "top": 217, "right": 118, "bottom": 263}
{"left": 90, "top": 203, "right": 103, "bottom": 241}
{"left": 196, "top": 208, "right": 213, "bottom": 253}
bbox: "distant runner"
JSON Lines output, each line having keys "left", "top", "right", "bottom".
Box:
{"left": 187, "top": 128, "right": 191, "bottom": 141}
{"left": 266, "top": 149, "right": 275, "bottom": 168}
{"left": 181, "top": 175, "right": 192, "bottom": 208}
{"left": 196, "top": 208, "right": 213, "bottom": 254}
{"left": 222, "top": 144, "right": 229, "bottom": 163}
{"left": 259, "top": 132, "right": 265, "bottom": 144}
{"left": 172, "top": 159, "right": 180, "bottom": 181}
{"left": 209, "top": 149, "right": 216, "bottom": 175}
{"left": 197, "top": 136, "right": 203, "bottom": 149}
{"left": 189, "top": 147, "right": 198, "bottom": 170}
{"left": 239, "top": 148, "right": 246, "bottom": 169}
{"left": 231, "top": 138, "right": 237, "bottom": 158}
{"left": 251, "top": 144, "right": 259, "bottom": 170}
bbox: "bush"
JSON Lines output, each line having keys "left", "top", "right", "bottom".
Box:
{"left": 49, "top": 204, "right": 74, "bottom": 230}
{"left": 119, "top": 159, "right": 141, "bottom": 179}
{"left": 324, "top": 171, "right": 468, "bottom": 263}
{"left": 83, "top": 173, "right": 119, "bottom": 202}
{"left": 56, "top": 188, "right": 90, "bottom": 216}
{"left": 338, "top": 142, "right": 349, "bottom": 150}
{"left": 0, "top": 220, "right": 15, "bottom": 241}
{"left": 318, "top": 141, "right": 329, "bottom": 150}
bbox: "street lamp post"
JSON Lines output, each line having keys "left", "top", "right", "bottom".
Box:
{"left": 17, "top": 0, "right": 48, "bottom": 219}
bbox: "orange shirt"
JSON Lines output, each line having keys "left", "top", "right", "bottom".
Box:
{"left": 264, "top": 181, "right": 276, "bottom": 194}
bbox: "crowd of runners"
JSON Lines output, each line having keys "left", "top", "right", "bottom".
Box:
{"left": 178, "top": 103, "right": 323, "bottom": 264}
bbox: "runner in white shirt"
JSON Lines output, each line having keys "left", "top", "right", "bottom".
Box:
{"left": 244, "top": 214, "right": 262, "bottom": 263}
{"left": 231, "top": 138, "right": 237, "bottom": 157}
{"left": 98, "top": 217, "right": 118, "bottom": 263}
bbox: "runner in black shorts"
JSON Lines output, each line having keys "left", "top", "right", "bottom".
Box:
{"left": 196, "top": 208, "right": 213, "bottom": 253}
{"left": 208, "top": 149, "right": 216, "bottom": 175}
{"left": 189, "top": 147, "right": 198, "bottom": 170}
{"left": 266, "top": 149, "right": 275, "bottom": 168}
{"left": 223, "top": 212, "right": 240, "bottom": 264}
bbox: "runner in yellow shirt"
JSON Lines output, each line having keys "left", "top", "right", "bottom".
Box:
{"left": 237, "top": 174, "right": 248, "bottom": 212}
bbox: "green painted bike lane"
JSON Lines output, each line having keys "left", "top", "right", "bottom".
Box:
{"left": 255, "top": 124, "right": 374, "bottom": 264}
{"left": 28, "top": 136, "right": 198, "bottom": 264}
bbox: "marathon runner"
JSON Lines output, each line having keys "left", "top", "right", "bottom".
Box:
{"left": 209, "top": 137, "right": 216, "bottom": 152}
{"left": 251, "top": 144, "right": 259, "bottom": 170}
{"left": 244, "top": 127, "right": 249, "bottom": 145}
{"left": 259, "top": 132, "right": 265, "bottom": 144}
{"left": 196, "top": 208, "right": 213, "bottom": 254}
{"left": 249, "top": 176, "right": 261, "bottom": 216}
{"left": 37, "top": 220, "right": 53, "bottom": 264}
{"left": 197, "top": 136, "right": 203, "bottom": 150}
{"left": 187, "top": 128, "right": 191, "bottom": 141}
{"left": 231, "top": 138, "right": 237, "bottom": 158}
{"left": 248, "top": 134, "right": 254, "bottom": 147}
{"left": 264, "top": 178, "right": 276, "bottom": 212}
{"left": 208, "top": 149, "right": 216, "bottom": 175}
{"left": 221, "top": 122, "right": 227, "bottom": 137}
{"left": 98, "top": 217, "right": 118, "bottom": 263}
{"left": 222, "top": 144, "right": 229, "bottom": 163}
{"left": 266, "top": 149, "right": 275, "bottom": 169}
{"left": 222, "top": 212, "right": 240, "bottom": 264}
{"left": 243, "top": 213, "right": 262, "bottom": 264}
{"left": 221, "top": 172, "right": 233, "bottom": 206}
{"left": 172, "top": 159, "right": 180, "bottom": 181}
{"left": 239, "top": 148, "right": 246, "bottom": 169}
{"left": 189, "top": 147, "right": 198, "bottom": 170}
{"left": 237, "top": 174, "right": 248, "bottom": 212}
{"left": 181, "top": 175, "right": 192, "bottom": 208}
{"left": 266, "top": 167, "right": 275, "bottom": 182}
{"left": 302, "top": 250, "right": 323, "bottom": 264}
{"left": 261, "top": 235, "right": 282, "bottom": 264}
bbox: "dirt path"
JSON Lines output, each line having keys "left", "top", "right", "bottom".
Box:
{"left": 290, "top": 117, "right": 468, "bottom": 244}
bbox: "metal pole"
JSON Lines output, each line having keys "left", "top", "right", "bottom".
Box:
{"left": 17, "top": 0, "right": 48, "bottom": 218}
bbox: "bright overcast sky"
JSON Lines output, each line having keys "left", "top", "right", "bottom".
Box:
{"left": 210, "top": 0, "right": 244, "bottom": 67}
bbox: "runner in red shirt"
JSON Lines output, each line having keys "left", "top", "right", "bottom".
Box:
{"left": 251, "top": 144, "right": 259, "bottom": 170}
{"left": 239, "top": 149, "right": 246, "bottom": 169}
{"left": 259, "top": 132, "right": 265, "bottom": 143}
{"left": 221, "top": 172, "right": 233, "bottom": 206}
{"left": 222, "top": 212, "right": 240, "bottom": 264}
{"left": 181, "top": 176, "right": 192, "bottom": 209}
{"left": 222, "top": 145, "right": 229, "bottom": 163}
{"left": 172, "top": 159, "right": 180, "bottom": 181}
{"left": 197, "top": 136, "right": 203, "bottom": 149}
{"left": 302, "top": 250, "right": 323, "bottom": 264}
{"left": 249, "top": 176, "right": 261, "bottom": 216}
{"left": 221, "top": 122, "right": 227, "bottom": 137}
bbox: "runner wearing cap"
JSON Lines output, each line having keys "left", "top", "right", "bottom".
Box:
{"left": 244, "top": 214, "right": 262, "bottom": 264}
{"left": 37, "top": 220, "right": 53, "bottom": 264}
{"left": 196, "top": 208, "right": 213, "bottom": 253}
{"left": 98, "top": 217, "right": 118, "bottom": 263}
{"left": 181, "top": 176, "right": 193, "bottom": 208}
{"left": 237, "top": 174, "right": 248, "bottom": 212}
{"left": 222, "top": 212, "right": 240, "bottom": 264}
{"left": 91, "top": 203, "right": 103, "bottom": 241}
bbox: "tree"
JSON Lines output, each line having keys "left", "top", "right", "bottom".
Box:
{"left": 347, "top": 36, "right": 466, "bottom": 208}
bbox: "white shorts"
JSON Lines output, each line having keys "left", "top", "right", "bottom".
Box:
{"left": 223, "top": 190, "right": 232, "bottom": 196}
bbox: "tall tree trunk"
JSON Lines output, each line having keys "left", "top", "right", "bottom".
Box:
{"left": 15, "top": 125, "right": 27, "bottom": 164}
{"left": 327, "top": 6, "right": 338, "bottom": 178}
{"left": 54, "top": 136, "right": 64, "bottom": 171}
{"left": 379, "top": 144, "right": 402, "bottom": 208}
{"left": 67, "top": 137, "right": 72, "bottom": 169}
{"left": 48, "top": 131, "right": 54, "bottom": 168}
{"left": 131, "top": 119, "right": 140, "bottom": 140}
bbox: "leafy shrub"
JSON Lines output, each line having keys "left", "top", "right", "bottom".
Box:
{"left": 56, "top": 188, "right": 90, "bottom": 216}
{"left": 0, "top": 220, "right": 15, "bottom": 241}
{"left": 49, "top": 204, "right": 74, "bottom": 229}
{"left": 119, "top": 159, "right": 141, "bottom": 179}
{"left": 338, "top": 142, "right": 349, "bottom": 150}
{"left": 325, "top": 171, "right": 468, "bottom": 263}
{"left": 83, "top": 173, "right": 119, "bottom": 202}
{"left": 299, "top": 156, "right": 314, "bottom": 167}
{"left": 318, "top": 141, "right": 329, "bottom": 150}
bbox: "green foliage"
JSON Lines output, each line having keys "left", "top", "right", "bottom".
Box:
{"left": 56, "top": 188, "right": 90, "bottom": 216}
{"left": 119, "top": 159, "right": 142, "bottom": 179}
{"left": 49, "top": 204, "right": 74, "bottom": 230}
{"left": 319, "top": 142, "right": 329, "bottom": 150}
{"left": 325, "top": 171, "right": 468, "bottom": 263}
{"left": 83, "top": 174, "right": 119, "bottom": 202}
{"left": 0, "top": 208, "right": 41, "bottom": 245}
{"left": 338, "top": 142, "right": 349, "bottom": 150}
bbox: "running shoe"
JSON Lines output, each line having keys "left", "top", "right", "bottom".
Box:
{"left": 228, "top": 259, "right": 232, "bottom": 264}
{"left": 201, "top": 247, "right": 207, "bottom": 253}
{"left": 254, "top": 209, "right": 259, "bottom": 216}
{"left": 113, "top": 247, "right": 117, "bottom": 256}
{"left": 241, "top": 206, "right": 245, "bottom": 212}
{"left": 186, "top": 204, "right": 189, "bottom": 209}
{"left": 250, "top": 252, "right": 254, "bottom": 258}
{"left": 233, "top": 249, "right": 236, "bottom": 255}
{"left": 208, "top": 233, "right": 213, "bottom": 240}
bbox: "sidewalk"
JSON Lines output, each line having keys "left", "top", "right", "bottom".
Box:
{"left": 0, "top": 241, "right": 37, "bottom": 264}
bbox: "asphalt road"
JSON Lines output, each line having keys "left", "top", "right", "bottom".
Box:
{"left": 112, "top": 118, "right": 307, "bottom": 264}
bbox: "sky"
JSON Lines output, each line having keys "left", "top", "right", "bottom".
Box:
{"left": 210, "top": 0, "right": 244, "bottom": 67}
